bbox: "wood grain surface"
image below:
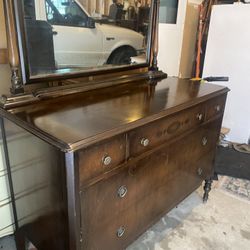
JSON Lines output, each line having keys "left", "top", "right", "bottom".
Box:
{"left": 0, "top": 49, "right": 8, "bottom": 64}
{"left": 3, "top": 78, "right": 229, "bottom": 151}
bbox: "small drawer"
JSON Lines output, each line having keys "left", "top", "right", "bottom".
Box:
{"left": 78, "top": 135, "right": 126, "bottom": 184}
{"left": 170, "top": 118, "right": 221, "bottom": 165}
{"left": 206, "top": 95, "right": 227, "bottom": 120}
{"left": 129, "top": 104, "right": 205, "bottom": 157}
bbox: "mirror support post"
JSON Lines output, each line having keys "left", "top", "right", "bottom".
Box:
{"left": 152, "top": 0, "right": 159, "bottom": 71}
{"left": 3, "top": 0, "right": 23, "bottom": 94}
{"left": 148, "top": 0, "right": 167, "bottom": 79}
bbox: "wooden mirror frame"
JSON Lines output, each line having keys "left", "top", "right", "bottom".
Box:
{"left": 3, "top": 0, "right": 166, "bottom": 99}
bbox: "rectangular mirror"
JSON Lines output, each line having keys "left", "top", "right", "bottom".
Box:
{"left": 14, "top": 0, "right": 153, "bottom": 83}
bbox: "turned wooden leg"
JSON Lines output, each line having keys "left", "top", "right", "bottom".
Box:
{"left": 15, "top": 231, "right": 26, "bottom": 250}
{"left": 203, "top": 178, "right": 213, "bottom": 203}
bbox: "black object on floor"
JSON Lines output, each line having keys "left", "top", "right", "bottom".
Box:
{"left": 215, "top": 146, "right": 250, "bottom": 181}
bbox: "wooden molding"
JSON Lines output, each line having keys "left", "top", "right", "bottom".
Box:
{"left": 0, "top": 49, "right": 8, "bottom": 64}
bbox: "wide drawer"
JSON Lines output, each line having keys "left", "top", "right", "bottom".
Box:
{"left": 81, "top": 205, "right": 138, "bottom": 250}
{"left": 129, "top": 104, "right": 205, "bottom": 157}
{"left": 78, "top": 134, "right": 126, "bottom": 184}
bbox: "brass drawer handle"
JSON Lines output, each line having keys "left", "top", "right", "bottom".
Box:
{"left": 117, "top": 227, "right": 125, "bottom": 238}
{"left": 118, "top": 185, "right": 128, "bottom": 198}
{"left": 202, "top": 137, "right": 208, "bottom": 146}
{"left": 141, "top": 138, "right": 150, "bottom": 147}
{"left": 102, "top": 155, "right": 112, "bottom": 166}
{"left": 215, "top": 105, "right": 221, "bottom": 112}
{"left": 197, "top": 168, "right": 203, "bottom": 176}
{"left": 196, "top": 113, "right": 203, "bottom": 121}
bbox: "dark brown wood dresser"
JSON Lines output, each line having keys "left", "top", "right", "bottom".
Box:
{"left": 0, "top": 77, "right": 229, "bottom": 250}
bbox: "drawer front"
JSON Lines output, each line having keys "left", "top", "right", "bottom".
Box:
{"left": 81, "top": 120, "right": 221, "bottom": 250}
{"left": 81, "top": 169, "right": 131, "bottom": 227}
{"left": 81, "top": 153, "right": 173, "bottom": 250}
{"left": 82, "top": 206, "right": 138, "bottom": 250}
{"left": 129, "top": 104, "right": 205, "bottom": 157}
{"left": 206, "top": 95, "right": 227, "bottom": 121}
{"left": 131, "top": 120, "right": 221, "bottom": 214}
{"left": 170, "top": 118, "right": 222, "bottom": 169}
{"left": 78, "top": 135, "right": 126, "bottom": 184}
{"left": 81, "top": 150, "right": 171, "bottom": 228}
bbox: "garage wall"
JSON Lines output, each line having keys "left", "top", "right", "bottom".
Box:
{"left": 158, "top": 1, "right": 188, "bottom": 77}
{"left": 203, "top": 4, "right": 250, "bottom": 143}
{"left": 158, "top": 0, "right": 202, "bottom": 77}
{"left": 179, "top": 1, "right": 200, "bottom": 78}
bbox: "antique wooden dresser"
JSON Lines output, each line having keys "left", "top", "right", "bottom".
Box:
{"left": 0, "top": 0, "right": 229, "bottom": 249}
{"left": 0, "top": 77, "right": 228, "bottom": 250}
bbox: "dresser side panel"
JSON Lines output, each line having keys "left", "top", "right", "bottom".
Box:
{"left": 2, "top": 118, "right": 69, "bottom": 249}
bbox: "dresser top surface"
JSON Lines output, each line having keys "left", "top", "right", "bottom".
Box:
{"left": 2, "top": 77, "right": 228, "bottom": 151}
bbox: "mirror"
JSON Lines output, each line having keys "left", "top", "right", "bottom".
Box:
{"left": 15, "top": 0, "right": 153, "bottom": 83}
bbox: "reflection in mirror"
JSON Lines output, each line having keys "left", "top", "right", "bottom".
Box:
{"left": 159, "top": 0, "right": 179, "bottom": 24}
{"left": 22, "top": 0, "right": 152, "bottom": 79}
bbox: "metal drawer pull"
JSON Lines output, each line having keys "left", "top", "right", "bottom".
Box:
{"left": 197, "top": 168, "right": 203, "bottom": 176}
{"left": 141, "top": 138, "right": 150, "bottom": 147}
{"left": 197, "top": 113, "right": 203, "bottom": 121}
{"left": 118, "top": 186, "right": 128, "bottom": 198}
{"left": 117, "top": 227, "right": 125, "bottom": 238}
{"left": 202, "top": 137, "right": 208, "bottom": 146}
{"left": 102, "top": 155, "right": 112, "bottom": 166}
{"left": 215, "top": 105, "right": 221, "bottom": 112}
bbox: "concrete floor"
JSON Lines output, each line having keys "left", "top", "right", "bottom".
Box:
{"left": 1, "top": 176, "right": 250, "bottom": 250}
{"left": 129, "top": 176, "right": 250, "bottom": 250}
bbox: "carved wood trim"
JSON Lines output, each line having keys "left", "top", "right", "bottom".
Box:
{"left": 0, "top": 49, "right": 8, "bottom": 64}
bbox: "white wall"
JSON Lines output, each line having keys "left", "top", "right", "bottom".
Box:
{"left": 203, "top": 4, "right": 250, "bottom": 143}
{"left": 179, "top": 1, "right": 200, "bottom": 78}
{"left": 158, "top": 1, "right": 187, "bottom": 76}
